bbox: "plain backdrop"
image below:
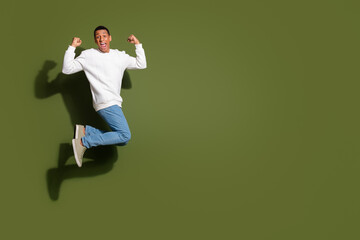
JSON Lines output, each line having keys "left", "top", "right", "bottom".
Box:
{"left": 1, "top": 0, "right": 360, "bottom": 239}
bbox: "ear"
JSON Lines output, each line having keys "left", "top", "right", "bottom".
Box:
{"left": 109, "top": 35, "right": 112, "bottom": 42}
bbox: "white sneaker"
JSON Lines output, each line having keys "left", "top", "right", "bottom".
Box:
{"left": 72, "top": 138, "right": 86, "bottom": 167}
{"left": 75, "top": 124, "right": 85, "bottom": 139}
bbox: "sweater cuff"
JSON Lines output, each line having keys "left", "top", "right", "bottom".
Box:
{"left": 135, "top": 43, "right": 143, "bottom": 49}
{"left": 67, "top": 45, "right": 76, "bottom": 51}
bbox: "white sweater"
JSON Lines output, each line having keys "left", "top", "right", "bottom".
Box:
{"left": 62, "top": 44, "right": 147, "bottom": 111}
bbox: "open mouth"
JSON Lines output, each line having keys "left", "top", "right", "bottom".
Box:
{"left": 100, "top": 43, "right": 106, "bottom": 48}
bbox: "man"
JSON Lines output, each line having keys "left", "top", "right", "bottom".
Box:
{"left": 62, "top": 26, "right": 147, "bottom": 167}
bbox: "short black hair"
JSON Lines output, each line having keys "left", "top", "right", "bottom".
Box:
{"left": 94, "top": 26, "right": 110, "bottom": 38}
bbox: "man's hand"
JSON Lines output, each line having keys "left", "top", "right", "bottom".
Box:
{"left": 127, "top": 34, "right": 140, "bottom": 45}
{"left": 71, "top": 37, "right": 82, "bottom": 48}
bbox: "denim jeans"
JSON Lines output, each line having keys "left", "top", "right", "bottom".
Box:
{"left": 81, "top": 105, "right": 131, "bottom": 148}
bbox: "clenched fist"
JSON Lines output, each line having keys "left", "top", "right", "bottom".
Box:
{"left": 127, "top": 34, "right": 140, "bottom": 45}
{"left": 71, "top": 37, "right": 82, "bottom": 48}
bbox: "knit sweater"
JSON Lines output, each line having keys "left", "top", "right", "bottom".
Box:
{"left": 62, "top": 44, "right": 147, "bottom": 111}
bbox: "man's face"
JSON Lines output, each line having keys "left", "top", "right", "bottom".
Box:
{"left": 94, "top": 29, "right": 112, "bottom": 53}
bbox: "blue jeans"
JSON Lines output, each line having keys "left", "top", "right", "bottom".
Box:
{"left": 81, "top": 105, "right": 131, "bottom": 148}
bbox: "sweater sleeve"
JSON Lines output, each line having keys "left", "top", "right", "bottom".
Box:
{"left": 62, "top": 46, "right": 85, "bottom": 74}
{"left": 126, "top": 44, "right": 147, "bottom": 70}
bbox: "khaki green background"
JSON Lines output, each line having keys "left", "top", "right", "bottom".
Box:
{"left": 1, "top": 0, "right": 360, "bottom": 239}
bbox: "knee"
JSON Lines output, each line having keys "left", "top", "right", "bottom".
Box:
{"left": 125, "top": 131, "right": 131, "bottom": 142}
{"left": 116, "top": 133, "right": 131, "bottom": 146}
{"left": 119, "top": 130, "right": 131, "bottom": 143}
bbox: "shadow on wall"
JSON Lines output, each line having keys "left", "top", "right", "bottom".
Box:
{"left": 35, "top": 47, "right": 132, "bottom": 201}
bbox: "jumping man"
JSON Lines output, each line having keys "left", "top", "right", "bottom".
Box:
{"left": 62, "top": 26, "right": 147, "bottom": 167}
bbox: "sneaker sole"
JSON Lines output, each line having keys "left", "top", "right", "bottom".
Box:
{"left": 75, "top": 125, "right": 81, "bottom": 139}
{"left": 72, "top": 139, "right": 82, "bottom": 167}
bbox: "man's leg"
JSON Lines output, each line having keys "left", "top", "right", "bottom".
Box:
{"left": 81, "top": 105, "right": 131, "bottom": 148}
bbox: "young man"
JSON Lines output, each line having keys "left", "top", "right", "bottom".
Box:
{"left": 62, "top": 26, "right": 147, "bottom": 167}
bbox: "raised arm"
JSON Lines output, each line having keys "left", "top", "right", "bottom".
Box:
{"left": 126, "top": 34, "right": 147, "bottom": 70}
{"left": 62, "top": 37, "right": 85, "bottom": 74}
